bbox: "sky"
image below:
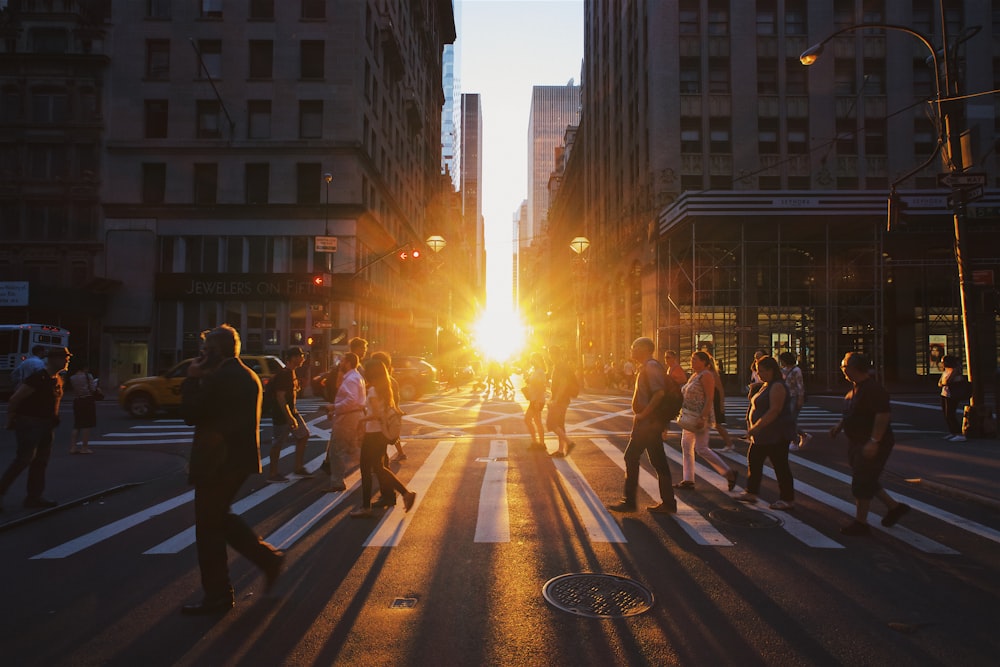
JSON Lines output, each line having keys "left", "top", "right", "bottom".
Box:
{"left": 456, "top": 0, "right": 584, "bottom": 313}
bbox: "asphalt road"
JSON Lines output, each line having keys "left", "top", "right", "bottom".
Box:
{"left": 1, "top": 388, "right": 999, "bottom": 666}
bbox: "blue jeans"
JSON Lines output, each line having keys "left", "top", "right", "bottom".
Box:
{"left": 623, "top": 418, "right": 674, "bottom": 506}
{"left": 0, "top": 415, "right": 55, "bottom": 501}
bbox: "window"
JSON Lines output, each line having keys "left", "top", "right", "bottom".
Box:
{"left": 200, "top": 0, "right": 222, "bottom": 19}
{"left": 679, "top": 1, "right": 699, "bottom": 34}
{"left": 27, "top": 144, "right": 67, "bottom": 180}
{"left": 707, "top": 2, "right": 729, "bottom": 35}
{"left": 865, "top": 118, "right": 886, "bottom": 154}
{"left": 301, "top": 0, "right": 325, "bottom": 19}
{"left": 862, "top": 60, "right": 886, "bottom": 94}
{"left": 837, "top": 118, "right": 856, "bottom": 154}
{"left": 246, "top": 164, "right": 269, "bottom": 204}
{"left": 249, "top": 0, "right": 274, "bottom": 19}
{"left": 247, "top": 100, "right": 271, "bottom": 139}
{"left": 680, "top": 118, "right": 701, "bottom": 153}
{"left": 709, "top": 119, "right": 731, "bottom": 153}
{"left": 784, "top": 0, "right": 806, "bottom": 35}
{"left": 300, "top": 41, "right": 325, "bottom": 79}
{"left": 758, "top": 60, "right": 777, "bottom": 94}
{"left": 299, "top": 100, "right": 322, "bottom": 138}
{"left": 249, "top": 41, "right": 273, "bottom": 79}
{"left": 196, "top": 100, "right": 221, "bottom": 138}
{"left": 296, "top": 163, "right": 321, "bottom": 203}
{"left": 758, "top": 117, "right": 779, "bottom": 153}
{"left": 2, "top": 87, "right": 22, "bottom": 122}
{"left": 913, "top": 118, "right": 935, "bottom": 156}
{"left": 196, "top": 40, "right": 221, "bottom": 79}
{"left": 31, "top": 90, "right": 67, "bottom": 123}
{"left": 193, "top": 163, "right": 218, "bottom": 204}
{"left": 756, "top": 2, "right": 776, "bottom": 35}
{"left": 29, "top": 28, "right": 68, "bottom": 54}
{"left": 785, "top": 59, "right": 807, "bottom": 94}
{"left": 787, "top": 118, "right": 808, "bottom": 154}
{"left": 679, "top": 57, "right": 700, "bottom": 94}
{"left": 708, "top": 58, "right": 730, "bottom": 93}
{"left": 834, "top": 59, "right": 856, "bottom": 95}
{"left": 146, "top": 40, "right": 170, "bottom": 79}
{"left": 142, "top": 163, "right": 166, "bottom": 203}
{"left": 145, "top": 100, "right": 168, "bottom": 138}
{"left": 146, "top": 0, "right": 171, "bottom": 18}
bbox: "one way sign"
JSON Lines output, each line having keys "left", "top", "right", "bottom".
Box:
{"left": 937, "top": 172, "right": 987, "bottom": 188}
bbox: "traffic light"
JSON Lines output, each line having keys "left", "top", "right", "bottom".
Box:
{"left": 312, "top": 273, "right": 331, "bottom": 287}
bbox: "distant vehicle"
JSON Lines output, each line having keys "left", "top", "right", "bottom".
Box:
{"left": 0, "top": 323, "right": 71, "bottom": 395}
{"left": 118, "top": 354, "right": 285, "bottom": 418}
{"left": 392, "top": 356, "right": 438, "bottom": 401}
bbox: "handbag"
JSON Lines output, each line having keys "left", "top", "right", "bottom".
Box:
{"left": 676, "top": 407, "right": 703, "bottom": 431}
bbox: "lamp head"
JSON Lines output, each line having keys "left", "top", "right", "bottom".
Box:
{"left": 799, "top": 43, "right": 824, "bottom": 66}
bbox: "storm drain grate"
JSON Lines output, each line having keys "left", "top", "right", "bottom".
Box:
{"left": 542, "top": 573, "right": 654, "bottom": 618}
{"left": 709, "top": 508, "right": 783, "bottom": 528}
{"left": 389, "top": 597, "right": 417, "bottom": 609}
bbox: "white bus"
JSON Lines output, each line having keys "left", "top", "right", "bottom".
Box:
{"left": 0, "top": 323, "right": 71, "bottom": 395}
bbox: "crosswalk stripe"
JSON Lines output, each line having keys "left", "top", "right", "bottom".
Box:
{"left": 716, "top": 451, "right": 959, "bottom": 555}
{"left": 590, "top": 437, "right": 733, "bottom": 546}
{"left": 364, "top": 440, "right": 454, "bottom": 548}
{"left": 266, "top": 471, "right": 363, "bottom": 550}
{"left": 659, "top": 446, "right": 844, "bottom": 549}
{"left": 474, "top": 440, "right": 511, "bottom": 543}
{"left": 552, "top": 456, "right": 627, "bottom": 543}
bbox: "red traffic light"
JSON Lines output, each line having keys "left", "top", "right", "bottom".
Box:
{"left": 411, "top": 249, "right": 421, "bottom": 259}
{"left": 312, "top": 273, "right": 331, "bottom": 287}
{"left": 398, "top": 250, "right": 409, "bottom": 260}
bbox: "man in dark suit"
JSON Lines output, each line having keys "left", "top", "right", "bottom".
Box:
{"left": 180, "top": 324, "right": 284, "bottom": 615}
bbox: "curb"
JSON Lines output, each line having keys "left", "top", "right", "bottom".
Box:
{"left": 0, "top": 482, "right": 143, "bottom": 533}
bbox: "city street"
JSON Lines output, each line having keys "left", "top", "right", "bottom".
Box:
{"left": 1, "top": 387, "right": 999, "bottom": 666}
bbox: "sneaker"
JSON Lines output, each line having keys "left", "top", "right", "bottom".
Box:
{"left": 607, "top": 500, "right": 637, "bottom": 513}
{"left": 403, "top": 491, "right": 417, "bottom": 512}
{"left": 328, "top": 484, "right": 347, "bottom": 493}
{"left": 950, "top": 435, "right": 967, "bottom": 443}
{"left": 266, "top": 473, "right": 289, "bottom": 483}
{"left": 881, "top": 503, "right": 911, "bottom": 527}
{"left": 672, "top": 480, "right": 695, "bottom": 490}
{"left": 769, "top": 500, "right": 794, "bottom": 511}
{"left": 840, "top": 521, "right": 871, "bottom": 536}
{"left": 798, "top": 433, "right": 812, "bottom": 448}
{"left": 735, "top": 492, "right": 758, "bottom": 504}
{"left": 293, "top": 468, "right": 314, "bottom": 478}
{"left": 349, "top": 508, "right": 373, "bottom": 518}
{"left": 647, "top": 502, "right": 677, "bottom": 514}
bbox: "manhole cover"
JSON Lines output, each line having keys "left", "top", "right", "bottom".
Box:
{"left": 542, "top": 573, "right": 654, "bottom": 618}
{"left": 709, "top": 508, "right": 782, "bottom": 528}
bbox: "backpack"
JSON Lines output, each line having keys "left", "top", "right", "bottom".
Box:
{"left": 641, "top": 360, "right": 683, "bottom": 422}
{"left": 381, "top": 405, "right": 404, "bottom": 441}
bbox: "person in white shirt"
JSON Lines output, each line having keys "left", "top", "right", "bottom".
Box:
{"left": 326, "top": 353, "right": 366, "bottom": 491}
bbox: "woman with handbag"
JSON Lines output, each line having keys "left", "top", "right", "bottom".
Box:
{"left": 350, "top": 359, "right": 416, "bottom": 517}
{"left": 736, "top": 356, "right": 796, "bottom": 509}
{"left": 68, "top": 364, "right": 98, "bottom": 454}
{"left": 674, "top": 351, "right": 738, "bottom": 491}
{"left": 938, "top": 355, "right": 967, "bottom": 442}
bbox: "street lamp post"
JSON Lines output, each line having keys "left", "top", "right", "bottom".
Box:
{"left": 427, "top": 235, "right": 447, "bottom": 360}
{"left": 801, "top": 22, "right": 990, "bottom": 437}
{"left": 569, "top": 236, "right": 590, "bottom": 370}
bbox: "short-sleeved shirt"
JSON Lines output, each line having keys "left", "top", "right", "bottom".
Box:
{"left": 633, "top": 359, "right": 667, "bottom": 419}
{"left": 17, "top": 370, "right": 62, "bottom": 419}
{"left": 842, "top": 377, "right": 894, "bottom": 446}
{"left": 269, "top": 368, "right": 299, "bottom": 425}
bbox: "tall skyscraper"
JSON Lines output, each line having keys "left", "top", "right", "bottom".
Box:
{"left": 526, "top": 84, "right": 580, "bottom": 248}
{"left": 460, "top": 93, "right": 485, "bottom": 296}
{"left": 441, "top": 43, "right": 460, "bottom": 191}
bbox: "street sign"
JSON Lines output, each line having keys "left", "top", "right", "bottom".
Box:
{"left": 313, "top": 321, "right": 333, "bottom": 329}
{"left": 947, "top": 185, "right": 985, "bottom": 208}
{"left": 972, "top": 270, "right": 994, "bottom": 287}
{"left": 937, "top": 172, "right": 986, "bottom": 188}
{"left": 315, "top": 236, "right": 338, "bottom": 252}
{"left": 0, "top": 281, "right": 28, "bottom": 306}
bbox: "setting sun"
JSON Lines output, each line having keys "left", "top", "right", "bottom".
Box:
{"left": 472, "top": 307, "right": 526, "bottom": 361}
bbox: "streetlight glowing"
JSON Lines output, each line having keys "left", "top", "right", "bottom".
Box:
{"left": 426, "top": 235, "right": 447, "bottom": 253}
{"left": 798, "top": 43, "right": 823, "bottom": 66}
{"left": 570, "top": 236, "right": 590, "bottom": 255}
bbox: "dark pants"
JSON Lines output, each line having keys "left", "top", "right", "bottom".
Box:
{"left": 848, "top": 440, "right": 893, "bottom": 500}
{"left": 0, "top": 415, "right": 55, "bottom": 501}
{"left": 941, "top": 396, "right": 962, "bottom": 435}
{"left": 360, "top": 431, "right": 408, "bottom": 508}
{"left": 194, "top": 469, "right": 280, "bottom": 596}
{"left": 745, "top": 440, "right": 795, "bottom": 501}
{"left": 623, "top": 418, "right": 674, "bottom": 505}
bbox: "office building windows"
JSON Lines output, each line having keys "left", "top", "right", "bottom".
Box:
{"left": 196, "top": 100, "right": 221, "bottom": 138}
{"left": 296, "top": 163, "right": 321, "bottom": 203}
{"left": 300, "top": 41, "right": 324, "bottom": 79}
{"left": 709, "top": 118, "right": 731, "bottom": 153}
{"left": 784, "top": 0, "right": 806, "bottom": 35}
{"left": 679, "top": 1, "right": 699, "bottom": 34}
{"left": 299, "top": 100, "right": 322, "bottom": 138}
{"left": 787, "top": 118, "right": 808, "bottom": 154}
{"left": 837, "top": 118, "right": 857, "bottom": 154}
{"left": 249, "top": 0, "right": 274, "bottom": 19}
{"left": 301, "top": 0, "right": 325, "bottom": 19}
{"left": 247, "top": 100, "right": 271, "bottom": 139}
{"left": 248, "top": 40, "right": 273, "bottom": 79}
{"left": 142, "top": 163, "right": 166, "bottom": 203}
{"left": 680, "top": 57, "right": 700, "bottom": 93}
{"left": 31, "top": 90, "right": 67, "bottom": 123}
{"left": 145, "top": 39, "right": 169, "bottom": 79}
{"left": 196, "top": 40, "right": 221, "bottom": 79}
{"left": 785, "top": 58, "right": 807, "bottom": 94}
{"left": 246, "top": 164, "right": 269, "bottom": 204}
{"left": 144, "top": 99, "right": 168, "bottom": 138}
{"left": 757, "top": 2, "right": 776, "bottom": 35}
{"left": 200, "top": 0, "right": 222, "bottom": 19}
{"left": 865, "top": 118, "right": 886, "bottom": 154}
{"left": 758, "top": 117, "right": 778, "bottom": 153}
{"left": 758, "top": 60, "right": 778, "bottom": 94}
{"left": 708, "top": 58, "right": 730, "bottom": 93}
{"left": 707, "top": 2, "right": 729, "bottom": 35}
{"left": 680, "top": 118, "right": 701, "bottom": 153}
{"left": 146, "top": 0, "right": 171, "bottom": 19}
{"left": 193, "top": 163, "right": 218, "bottom": 204}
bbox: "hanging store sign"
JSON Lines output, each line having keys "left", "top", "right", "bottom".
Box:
{"left": 155, "top": 273, "right": 351, "bottom": 300}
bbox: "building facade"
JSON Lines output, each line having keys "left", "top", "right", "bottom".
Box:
{"left": 546, "top": 0, "right": 999, "bottom": 392}
{"left": 2, "top": 0, "right": 456, "bottom": 386}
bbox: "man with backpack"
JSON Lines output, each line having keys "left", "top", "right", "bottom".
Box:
{"left": 265, "top": 347, "right": 311, "bottom": 482}
{"left": 608, "top": 337, "right": 678, "bottom": 514}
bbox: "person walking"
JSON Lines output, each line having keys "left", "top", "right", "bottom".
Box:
{"left": 938, "top": 355, "right": 967, "bottom": 442}
{"left": 675, "top": 351, "right": 738, "bottom": 491}
{"left": 829, "top": 352, "right": 911, "bottom": 536}
{"left": 706, "top": 353, "right": 736, "bottom": 451}
{"left": 523, "top": 352, "right": 548, "bottom": 450}
{"left": 320, "top": 337, "right": 369, "bottom": 474}
{"left": 1, "top": 347, "right": 71, "bottom": 511}
{"left": 179, "top": 325, "right": 284, "bottom": 614}
{"left": 68, "top": 364, "right": 99, "bottom": 454}
{"left": 371, "top": 351, "right": 406, "bottom": 461}
{"left": 266, "top": 346, "right": 312, "bottom": 482}
{"left": 546, "top": 345, "right": 579, "bottom": 457}
{"left": 779, "top": 352, "right": 811, "bottom": 451}
{"left": 608, "top": 337, "right": 677, "bottom": 514}
{"left": 735, "top": 356, "right": 796, "bottom": 509}
{"left": 663, "top": 349, "right": 688, "bottom": 386}
{"left": 325, "top": 352, "right": 365, "bottom": 492}
{"left": 10, "top": 345, "right": 46, "bottom": 391}
{"left": 350, "top": 359, "right": 416, "bottom": 517}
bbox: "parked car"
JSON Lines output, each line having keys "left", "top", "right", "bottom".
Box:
{"left": 392, "top": 356, "right": 438, "bottom": 401}
{"left": 118, "top": 354, "right": 285, "bottom": 418}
